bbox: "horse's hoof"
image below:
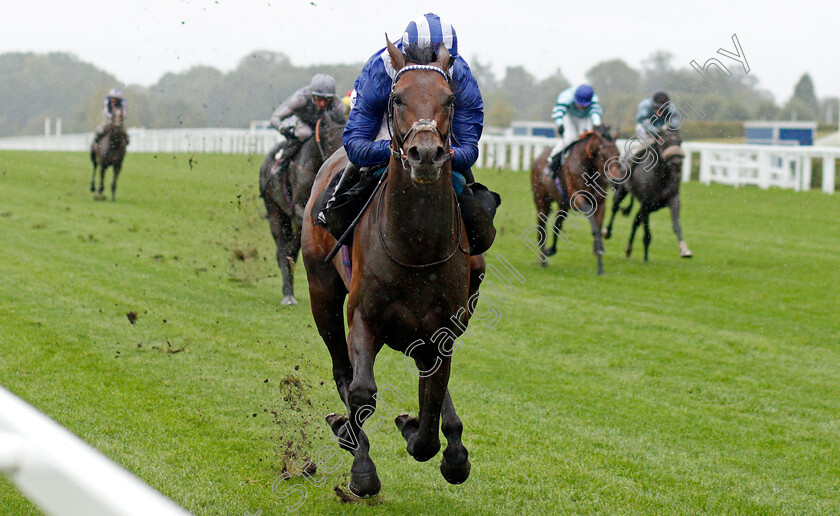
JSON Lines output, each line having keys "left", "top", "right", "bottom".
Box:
{"left": 440, "top": 457, "right": 471, "bottom": 485}
{"left": 603, "top": 229, "right": 611, "bottom": 239}
{"left": 539, "top": 260, "right": 548, "bottom": 269}
{"left": 681, "top": 251, "right": 693, "bottom": 258}
{"left": 281, "top": 295, "right": 298, "bottom": 306}
{"left": 541, "top": 247, "right": 556, "bottom": 257}
{"left": 625, "top": 249, "right": 632, "bottom": 258}
{"left": 597, "top": 269, "right": 605, "bottom": 276}
{"left": 394, "top": 414, "right": 418, "bottom": 439}
{"left": 349, "top": 469, "right": 381, "bottom": 498}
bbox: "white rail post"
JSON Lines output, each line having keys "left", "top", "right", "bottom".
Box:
{"left": 823, "top": 153, "right": 836, "bottom": 193}
{"left": 681, "top": 149, "right": 692, "bottom": 182}
{"left": 801, "top": 155, "right": 812, "bottom": 191}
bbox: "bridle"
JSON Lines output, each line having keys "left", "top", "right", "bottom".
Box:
{"left": 375, "top": 63, "right": 468, "bottom": 268}
{"left": 387, "top": 64, "right": 454, "bottom": 170}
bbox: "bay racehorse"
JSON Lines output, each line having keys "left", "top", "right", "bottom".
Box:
{"left": 90, "top": 107, "right": 128, "bottom": 201}
{"left": 259, "top": 110, "right": 345, "bottom": 305}
{"left": 530, "top": 127, "right": 622, "bottom": 275}
{"left": 603, "top": 128, "right": 693, "bottom": 261}
{"left": 302, "top": 40, "right": 483, "bottom": 497}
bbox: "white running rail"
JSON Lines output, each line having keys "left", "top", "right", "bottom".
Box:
{"left": 0, "top": 386, "right": 191, "bottom": 516}
{"left": 1, "top": 131, "right": 837, "bottom": 193}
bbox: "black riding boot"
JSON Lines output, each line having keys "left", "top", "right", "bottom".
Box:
{"left": 275, "top": 137, "right": 302, "bottom": 175}
{"left": 324, "top": 162, "right": 361, "bottom": 208}
{"left": 545, "top": 152, "right": 563, "bottom": 178}
{"left": 456, "top": 168, "right": 501, "bottom": 255}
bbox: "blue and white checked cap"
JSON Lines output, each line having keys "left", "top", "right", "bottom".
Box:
{"left": 401, "top": 13, "right": 458, "bottom": 57}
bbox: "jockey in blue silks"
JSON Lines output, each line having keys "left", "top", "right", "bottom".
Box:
{"left": 324, "top": 12, "right": 484, "bottom": 204}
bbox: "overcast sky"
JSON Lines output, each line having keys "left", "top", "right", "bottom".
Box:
{"left": 4, "top": 0, "right": 839, "bottom": 106}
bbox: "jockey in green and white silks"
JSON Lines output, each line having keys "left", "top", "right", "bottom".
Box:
{"left": 545, "top": 84, "right": 602, "bottom": 175}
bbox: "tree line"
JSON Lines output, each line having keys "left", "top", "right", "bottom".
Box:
{"left": 0, "top": 50, "right": 836, "bottom": 138}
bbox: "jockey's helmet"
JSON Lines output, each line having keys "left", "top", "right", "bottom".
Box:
{"left": 574, "top": 84, "right": 594, "bottom": 108}
{"left": 107, "top": 88, "right": 123, "bottom": 99}
{"left": 401, "top": 13, "right": 458, "bottom": 58}
{"left": 309, "top": 74, "right": 337, "bottom": 98}
{"left": 652, "top": 91, "right": 670, "bottom": 109}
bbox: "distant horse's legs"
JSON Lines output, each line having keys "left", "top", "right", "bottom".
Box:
{"left": 534, "top": 198, "right": 553, "bottom": 265}
{"left": 90, "top": 151, "right": 97, "bottom": 192}
{"left": 98, "top": 164, "right": 106, "bottom": 196}
{"left": 604, "top": 184, "right": 628, "bottom": 239}
{"left": 111, "top": 162, "right": 121, "bottom": 201}
{"left": 587, "top": 201, "right": 606, "bottom": 275}
{"left": 343, "top": 313, "right": 382, "bottom": 497}
{"left": 668, "top": 194, "right": 693, "bottom": 258}
{"left": 626, "top": 207, "right": 647, "bottom": 258}
{"left": 266, "top": 201, "right": 299, "bottom": 305}
{"left": 439, "top": 389, "right": 471, "bottom": 484}
{"left": 642, "top": 212, "right": 652, "bottom": 262}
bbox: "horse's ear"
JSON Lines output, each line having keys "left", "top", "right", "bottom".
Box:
{"left": 435, "top": 43, "right": 451, "bottom": 72}
{"left": 386, "top": 34, "right": 405, "bottom": 71}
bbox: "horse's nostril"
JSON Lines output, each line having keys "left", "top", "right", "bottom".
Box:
{"left": 407, "top": 147, "right": 422, "bottom": 163}
{"left": 433, "top": 147, "right": 446, "bottom": 164}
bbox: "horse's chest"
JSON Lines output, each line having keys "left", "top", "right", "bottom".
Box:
{"left": 357, "top": 276, "right": 465, "bottom": 336}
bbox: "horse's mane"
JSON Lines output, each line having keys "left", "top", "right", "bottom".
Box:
{"left": 402, "top": 43, "right": 443, "bottom": 66}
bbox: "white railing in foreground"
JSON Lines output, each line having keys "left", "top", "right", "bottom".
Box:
{"left": 477, "top": 135, "right": 838, "bottom": 194}
{"left": 2, "top": 131, "right": 837, "bottom": 193}
{"left": 0, "top": 386, "right": 190, "bottom": 516}
{"left": 0, "top": 128, "right": 281, "bottom": 155}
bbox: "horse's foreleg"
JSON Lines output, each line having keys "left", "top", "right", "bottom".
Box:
{"left": 397, "top": 354, "right": 449, "bottom": 463}
{"left": 643, "top": 212, "right": 652, "bottom": 262}
{"left": 343, "top": 314, "right": 381, "bottom": 497}
{"left": 439, "top": 389, "right": 470, "bottom": 485}
{"left": 534, "top": 198, "right": 552, "bottom": 265}
{"left": 626, "top": 207, "right": 645, "bottom": 258}
{"left": 90, "top": 155, "right": 97, "bottom": 193}
{"left": 668, "top": 195, "right": 693, "bottom": 258}
{"left": 468, "top": 254, "right": 485, "bottom": 302}
{"left": 588, "top": 201, "right": 606, "bottom": 275}
{"left": 604, "top": 184, "right": 628, "bottom": 239}
{"left": 98, "top": 164, "right": 106, "bottom": 196}
{"left": 267, "top": 204, "right": 298, "bottom": 305}
{"left": 111, "top": 162, "right": 121, "bottom": 201}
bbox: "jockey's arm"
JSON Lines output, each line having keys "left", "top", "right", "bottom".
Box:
{"left": 449, "top": 58, "right": 484, "bottom": 172}
{"left": 343, "top": 58, "right": 392, "bottom": 167}
{"left": 589, "top": 95, "right": 602, "bottom": 126}
{"left": 270, "top": 87, "right": 309, "bottom": 130}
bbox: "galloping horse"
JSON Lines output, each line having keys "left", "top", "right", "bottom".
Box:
{"left": 530, "top": 127, "right": 622, "bottom": 275}
{"left": 603, "top": 128, "right": 693, "bottom": 261}
{"left": 259, "top": 110, "right": 345, "bottom": 305}
{"left": 302, "top": 40, "right": 482, "bottom": 497}
{"left": 90, "top": 107, "right": 128, "bottom": 201}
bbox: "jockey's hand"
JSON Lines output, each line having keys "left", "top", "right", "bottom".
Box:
{"left": 557, "top": 125, "right": 564, "bottom": 136}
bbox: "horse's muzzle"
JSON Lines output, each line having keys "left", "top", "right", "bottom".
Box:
{"left": 406, "top": 144, "right": 448, "bottom": 184}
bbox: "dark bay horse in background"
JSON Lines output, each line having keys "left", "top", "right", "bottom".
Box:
{"left": 302, "top": 40, "right": 482, "bottom": 497}
{"left": 603, "top": 128, "right": 693, "bottom": 261}
{"left": 530, "top": 127, "right": 622, "bottom": 275}
{"left": 90, "top": 107, "right": 128, "bottom": 201}
{"left": 259, "top": 110, "right": 345, "bottom": 305}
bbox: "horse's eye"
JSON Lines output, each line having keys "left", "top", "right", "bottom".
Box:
{"left": 393, "top": 96, "right": 403, "bottom": 106}
{"left": 444, "top": 96, "right": 455, "bottom": 108}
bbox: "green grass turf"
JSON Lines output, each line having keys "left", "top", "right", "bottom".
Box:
{"left": 1, "top": 150, "right": 838, "bottom": 514}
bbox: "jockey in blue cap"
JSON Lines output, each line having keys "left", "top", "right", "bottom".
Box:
{"left": 93, "top": 88, "right": 129, "bottom": 144}
{"left": 544, "top": 84, "right": 602, "bottom": 177}
{"left": 322, "top": 12, "right": 484, "bottom": 207}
